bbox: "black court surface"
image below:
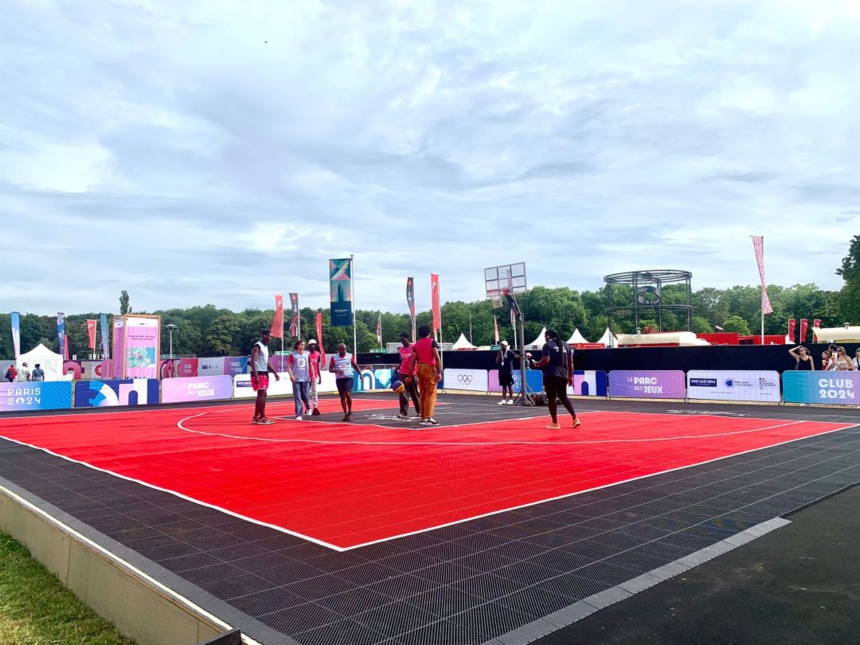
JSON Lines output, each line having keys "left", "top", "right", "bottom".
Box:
{"left": 1, "top": 394, "right": 859, "bottom": 644}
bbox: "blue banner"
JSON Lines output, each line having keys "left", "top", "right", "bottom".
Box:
{"left": 329, "top": 258, "right": 353, "bottom": 327}
{"left": 74, "top": 379, "right": 160, "bottom": 407}
{"left": 10, "top": 312, "right": 20, "bottom": 359}
{"left": 783, "top": 372, "right": 860, "bottom": 406}
{"left": 0, "top": 382, "right": 73, "bottom": 412}
{"left": 57, "top": 312, "right": 66, "bottom": 359}
{"left": 100, "top": 313, "right": 109, "bottom": 359}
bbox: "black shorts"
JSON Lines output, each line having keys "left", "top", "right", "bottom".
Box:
{"left": 543, "top": 374, "right": 568, "bottom": 400}
{"left": 336, "top": 378, "right": 354, "bottom": 395}
{"left": 499, "top": 373, "right": 514, "bottom": 387}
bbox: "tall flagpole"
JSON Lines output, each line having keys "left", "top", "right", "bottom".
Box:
{"left": 351, "top": 254, "right": 357, "bottom": 354}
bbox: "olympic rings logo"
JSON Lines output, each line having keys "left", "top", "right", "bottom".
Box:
{"left": 457, "top": 374, "right": 473, "bottom": 384}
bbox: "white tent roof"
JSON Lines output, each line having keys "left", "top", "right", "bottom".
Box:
{"left": 18, "top": 343, "right": 64, "bottom": 381}
{"left": 813, "top": 326, "right": 860, "bottom": 342}
{"left": 566, "top": 328, "right": 589, "bottom": 344}
{"left": 452, "top": 333, "right": 477, "bottom": 350}
{"left": 596, "top": 327, "right": 617, "bottom": 347}
{"left": 525, "top": 327, "right": 548, "bottom": 349}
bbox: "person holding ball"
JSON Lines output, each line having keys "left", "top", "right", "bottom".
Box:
{"left": 329, "top": 343, "right": 360, "bottom": 421}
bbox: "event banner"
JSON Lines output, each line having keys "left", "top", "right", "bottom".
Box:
{"left": 57, "top": 312, "right": 66, "bottom": 360}
{"left": 74, "top": 379, "right": 160, "bottom": 407}
{"left": 0, "top": 382, "right": 73, "bottom": 412}
{"left": 162, "top": 376, "right": 233, "bottom": 403}
{"left": 225, "top": 356, "right": 249, "bottom": 376}
{"left": 443, "top": 368, "right": 489, "bottom": 393}
{"left": 124, "top": 316, "right": 160, "bottom": 379}
{"left": 487, "top": 369, "right": 543, "bottom": 394}
{"left": 609, "top": 370, "right": 687, "bottom": 399}
{"left": 354, "top": 368, "right": 395, "bottom": 392}
{"left": 112, "top": 317, "right": 125, "bottom": 378}
{"left": 271, "top": 294, "right": 284, "bottom": 339}
{"left": 86, "top": 319, "right": 97, "bottom": 350}
{"left": 567, "top": 370, "right": 608, "bottom": 397}
{"left": 330, "top": 258, "right": 353, "bottom": 327}
{"left": 199, "top": 357, "right": 226, "bottom": 375}
{"left": 687, "top": 370, "right": 781, "bottom": 403}
{"left": 10, "top": 312, "right": 20, "bottom": 359}
{"left": 783, "top": 372, "right": 860, "bottom": 406}
{"left": 233, "top": 372, "right": 293, "bottom": 399}
{"left": 289, "top": 293, "right": 300, "bottom": 337}
{"left": 431, "top": 273, "right": 441, "bottom": 336}
{"left": 100, "top": 313, "right": 110, "bottom": 359}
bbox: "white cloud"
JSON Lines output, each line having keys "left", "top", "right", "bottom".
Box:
{"left": 2, "top": 0, "right": 859, "bottom": 317}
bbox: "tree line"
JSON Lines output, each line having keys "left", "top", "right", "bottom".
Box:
{"left": 2, "top": 236, "right": 858, "bottom": 360}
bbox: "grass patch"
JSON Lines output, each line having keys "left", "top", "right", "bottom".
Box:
{"left": 0, "top": 532, "right": 136, "bottom": 644}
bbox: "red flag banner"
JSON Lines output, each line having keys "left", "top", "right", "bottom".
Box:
{"left": 376, "top": 313, "right": 382, "bottom": 348}
{"left": 315, "top": 312, "right": 325, "bottom": 365}
{"left": 751, "top": 236, "right": 773, "bottom": 315}
{"left": 813, "top": 319, "right": 822, "bottom": 328}
{"left": 799, "top": 319, "right": 808, "bottom": 343}
{"left": 431, "top": 273, "right": 441, "bottom": 337}
{"left": 86, "top": 319, "right": 97, "bottom": 350}
{"left": 270, "top": 295, "right": 284, "bottom": 338}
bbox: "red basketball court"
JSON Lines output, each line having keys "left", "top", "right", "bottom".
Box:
{"left": 0, "top": 398, "right": 850, "bottom": 549}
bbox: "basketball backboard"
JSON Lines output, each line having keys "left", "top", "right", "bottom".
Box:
{"left": 484, "top": 263, "right": 528, "bottom": 306}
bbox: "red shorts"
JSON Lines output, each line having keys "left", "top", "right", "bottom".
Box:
{"left": 251, "top": 373, "right": 269, "bottom": 392}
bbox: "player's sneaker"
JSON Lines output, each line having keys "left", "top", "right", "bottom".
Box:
{"left": 505, "top": 400, "right": 514, "bottom": 405}
{"left": 546, "top": 423, "right": 561, "bottom": 430}
{"left": 296, "top": 415, "right": 303, "bottom": 421}
{"left": 251, "top": 418, "right": 261, "bottom": 424}
{"left": 419, "top": 419, "right": 430, "bottom": 426}
{"left": 312, "top": 408, "right": 321, "bottom": 416}
{"left": 425, "top": 418, "right": 439, "bottom": 425}
{"left": 497, "top": 399, "right": 507, "bottom": 405}
{"left": 572, "top": 418, "right": 581, "bottom": 429}
{"left": 260, "top": 418, "right": 275, "bottom": 425}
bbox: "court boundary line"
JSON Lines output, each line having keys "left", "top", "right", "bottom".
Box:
{"left": 1, "top": 411, "right": 856, "bottom": 551}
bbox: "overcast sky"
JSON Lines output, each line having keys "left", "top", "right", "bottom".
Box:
{"left": 3, "top": 0, "right": 859, "bottom": 316}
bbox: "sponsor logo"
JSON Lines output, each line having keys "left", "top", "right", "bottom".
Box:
{"left": 689, "top": 378, "right": 717, "bottom": 387}
{"left": 457, "top": 374, "right": 474, "bottom": 384}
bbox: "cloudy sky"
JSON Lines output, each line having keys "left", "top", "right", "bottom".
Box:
{"left": 3, "top": 0, "right": 859, "bottom": 316}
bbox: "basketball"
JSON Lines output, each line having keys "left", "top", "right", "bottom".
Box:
{"left": 391, "top": 380, "right": 405, "bottom": 394}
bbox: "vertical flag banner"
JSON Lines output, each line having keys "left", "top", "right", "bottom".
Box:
{"left": 271, "top": 295, "right": 284, "bottom": 338}
{"left": 431, "top": 273, "right": 441, "bottom": 338}
{"left": 288, "top": 293, "right": 300, "bottom": 338}
{"left": 406, "top": 277, "right": 415, "bottom": 342}
{"left": 10, "top": 312, "right": 21, "bottom": 359}
{"left": 100, "top": 313, "right": 110, "bottom": 359}
{"left": 799, "top": 319, "right": 809, "bottom": 343}
{"left": 329, "top": 258, "right": 353, "bottom": 327}
{"left": 813, "top": 319, "right": 822, "bottom": 328}
{"left": 788, "top": 319, "right": 796, "bottom": 343}
{"left": 376, "top": 313, "right": 382, "bottom": 348}
{"left": 315, "top": 311, "right": 325, "bottom": 365}
{"left": 57, "top": 312, "right": 66, "bottom": 359}
{"left": 86, "top": 319, "right": 97, "bottom": 350}
{"left": 750, "top": 236, "right": 773, "bottom": 315}
{"left": 494, "top": 315, "right": 500, "bottom": 344}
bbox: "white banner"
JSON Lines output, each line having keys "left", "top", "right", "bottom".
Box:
{"left": 233, "top": 372, "right": 293, "bottom": 399}
{"left": 443, "top": 368, "right": 489, "bottom": 393}
{"left": 199, "top": 357, "right": 226, "bottom": 375}
{"left": 687, "top": 370, "right": 781, "bottom": 402}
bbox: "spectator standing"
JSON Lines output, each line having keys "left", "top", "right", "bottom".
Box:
{"left": 329, "top": 344, "right": 360, "bottom": 421}
{"left": 4, "top": 364, "right": 16, "bottom": 382}
{"left": 31, "top": 364, "right": 45, "bottom": 382}
{"left": 495, "top": 340, "right": 519, "bottom": 404}
{"left": 788, "top": 346, "right": 815, "bottom": 370}
{"left": 17, "top": 362, "right": 31, "bottom": 382}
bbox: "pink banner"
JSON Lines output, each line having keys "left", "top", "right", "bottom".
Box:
{"left": 124, "top": 317, "right": 160, "bottom": 379}
{"left": 113, "top": 319, "right": 125, "bottom": 379}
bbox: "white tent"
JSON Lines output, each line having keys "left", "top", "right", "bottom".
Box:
{"left": 525, "top": 327, "right": 548, "bottom": 350}
{"left": 17, "top": 343, "right": 64, "bottom": 381}
{"left": 813, "top": 326, "right": 860, "bottom": 343}
{"left": 566, "top": 328, "right": 589, "bottom": 344}
{"left": 596, "top": 327, "right": 617, "bottom": 348}
{"left": 452, "top": 333, "right": 478, "bottom": 350}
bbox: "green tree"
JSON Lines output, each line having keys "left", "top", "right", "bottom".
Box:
{"left": 721, "top": 315, "right": 752, "bottom": 335}
{"left": 202, "top": 314, "right": 242, "bottom": 356}
{"left": 836, "top": 235, "right": 860, "bottom": 324}
{"left": 119, "top": 290, "right": 131, "bottom": 315}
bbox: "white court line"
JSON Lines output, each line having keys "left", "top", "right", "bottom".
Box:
{"left": 176, "top": 409, "right": 819, "bottom": 447}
